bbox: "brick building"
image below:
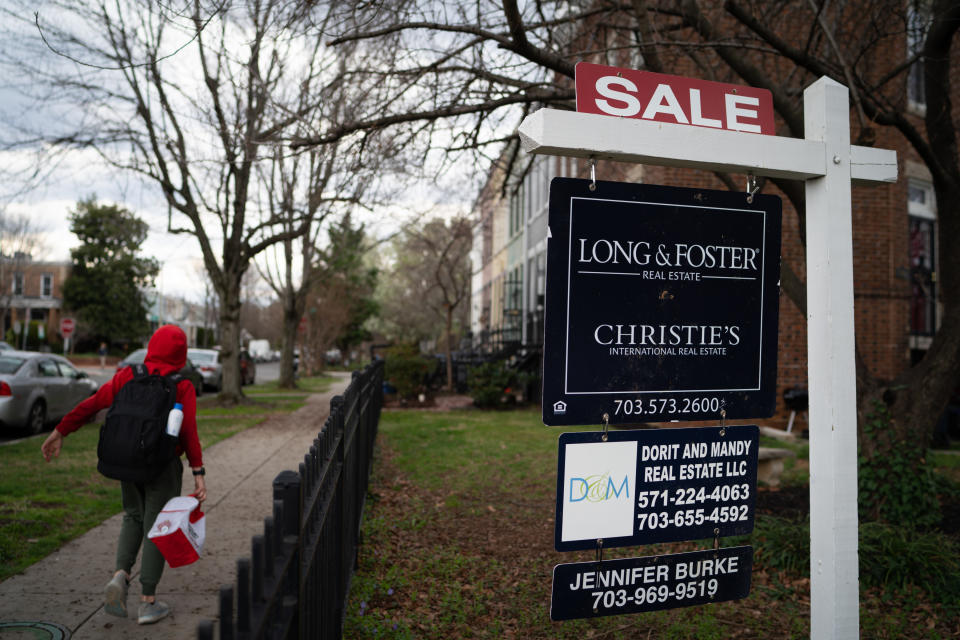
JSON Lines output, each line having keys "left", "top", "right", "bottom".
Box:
{"left": 0, "top": 257, "right": 71, "bottom": 346}
{"left": 468, "top": 5, "right": 951, "bottom": 427}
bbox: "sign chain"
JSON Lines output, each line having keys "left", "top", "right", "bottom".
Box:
{"left": 593, "top": 537, "right": 604, "bottom": 613}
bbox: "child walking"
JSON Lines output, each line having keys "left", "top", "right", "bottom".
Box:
{"left": 41, "top": 325, "right": 206, "bottom": 625}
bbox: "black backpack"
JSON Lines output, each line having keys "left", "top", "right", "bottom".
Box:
{"left": 97, "top": 364, "right": 182, "bottom": 482}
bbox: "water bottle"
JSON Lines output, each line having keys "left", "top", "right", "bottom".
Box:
{"left": 166, "top": 402, "right": 184, "bottom": 437}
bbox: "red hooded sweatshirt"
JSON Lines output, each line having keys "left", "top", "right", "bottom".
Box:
{"left": 56, "top": 325, "right": 203, "bottom": 468}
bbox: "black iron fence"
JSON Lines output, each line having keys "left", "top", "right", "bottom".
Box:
{"left": 197, "top": 360, "right": 384, "bottom": 640}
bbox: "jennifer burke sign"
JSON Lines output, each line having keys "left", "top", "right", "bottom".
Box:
{"left": 542, "top": 178, "right": 781, "bottom": 427}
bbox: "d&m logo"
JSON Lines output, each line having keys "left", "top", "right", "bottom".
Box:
{"left": 568, "top": 472, "right": 630, "bottom": 503}
{"left": 560, "top": 440, "right": 638, "bottom": 542}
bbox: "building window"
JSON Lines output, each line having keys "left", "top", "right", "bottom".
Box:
{"left": 41, "top": 274, "right": 53, "bottom": 298}
{"left": 909, "top": 217, "right": 935, "bottom": 335}
{"left": 509, "top": 185, "right": 521, "bottom": 237}
{"left": 906, "top": 1, "right": 931, "bottom": 113}
{"left": 12, "top": 272, "right": 23, "bottom": 296}
{"left": 503, "top": 266, "right": 523, "bottom": 342}
{"left": 908, "top": 180, "right": 937, "bottom": 358}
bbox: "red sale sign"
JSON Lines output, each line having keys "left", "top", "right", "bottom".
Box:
{"left": 575, "top": 62, "right": 775, "bottom": 135}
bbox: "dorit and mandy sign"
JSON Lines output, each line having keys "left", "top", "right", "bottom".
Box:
{"left": 542, "top": 178, "right": 782, "bottom": 426}
{"left": 554, "top": 426, "right": 759, "bottom": 551}
{"left": 575, "top": 62, "right": 775, "bottom": 134}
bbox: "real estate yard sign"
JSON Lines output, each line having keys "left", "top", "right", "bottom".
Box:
{"left": 541, "top": 178, "right": 782, "bottom": 427}
{"left": 521, "top": 65, "right": 899, "bottom": 636}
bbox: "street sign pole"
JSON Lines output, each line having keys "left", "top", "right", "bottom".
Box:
{"left": 519, "top": 75, "right": 896, "bottom": 639}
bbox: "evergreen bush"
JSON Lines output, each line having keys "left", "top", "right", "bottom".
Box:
{"left": 384, "top": 345, "right": 432, "bottom": 400}
{"left": 468, "top": 361, "right": 526, "bottom": 408}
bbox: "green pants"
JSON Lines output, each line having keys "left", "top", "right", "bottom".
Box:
{"left": 117, "top": 457, "right": 183, "bottom": 596}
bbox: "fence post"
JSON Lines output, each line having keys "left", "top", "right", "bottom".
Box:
{"left": 252, "top": 534, "right": 264, "bottom": 603}
{"left": 237, "top": 558, "right": 251, "bottom": 633}
{"left": 274, "top": 470, "right": 300, "bottom": 537}
{"left": 219, "top": 585, "right": 234, "bottom": 640}
{"left": 273, "top": 470, "right": 301, "bottom": 638}
{"left": 197, "top": 620, "right": 214, "bottom": 640}
{"left": 329, "top": 394, "right": 347, "bottom": 636}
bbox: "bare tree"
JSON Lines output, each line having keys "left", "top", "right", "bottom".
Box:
{"left": 299, "top": 274, "right": 353, "bottom": 376}
{"left": 255, "top": 131, "right": 398, "bottom": 387}
{"left": 379, "top": 215, "right": 472, "bottom": 391}
{"left": 3, "top": 0, "right": 381, "bottom": 403}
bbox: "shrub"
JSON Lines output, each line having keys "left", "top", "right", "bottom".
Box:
{"left": 384, "top": 345, "right": 432, "bottom": 400}
{"left": 859, "top": 402, "right": 941, "bottom": 529}
{"left": 741, "top": 515, "right": 960, "bottom": 608}
{"left": 468, "top": 360, "right": 526, "bottom": 408}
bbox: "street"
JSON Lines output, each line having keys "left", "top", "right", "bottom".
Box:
{"left": 84, "top": 360, "right": 280, "bottom": 388}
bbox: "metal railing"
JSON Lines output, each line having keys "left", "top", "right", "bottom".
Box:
{"left": 197, "top": 360, "right": 384, "bottom": 640}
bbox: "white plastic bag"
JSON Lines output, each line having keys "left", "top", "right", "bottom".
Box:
{"left": 147, "top": 495, "right": 205, "bottom": 568}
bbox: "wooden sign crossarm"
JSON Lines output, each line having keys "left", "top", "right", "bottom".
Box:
{"left": 518, "top": 108, "right": 897, "bottom": 185}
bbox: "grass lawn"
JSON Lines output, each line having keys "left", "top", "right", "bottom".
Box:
{"left": 345, "top": 408, "right": 959, "bottom": 639}
{"left": 0, "top": 374, "right": 335, "bottom": 582}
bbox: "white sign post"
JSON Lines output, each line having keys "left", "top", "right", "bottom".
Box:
{"left": 519, "top": 75, "right": 896, "bottom": 639}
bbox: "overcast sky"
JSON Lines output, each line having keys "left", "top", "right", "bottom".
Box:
{"left": 3, "top": 143, "right": 478, "bottom": 306}
{"left": 0, "top": 2, "right": 483, "bottom": 305}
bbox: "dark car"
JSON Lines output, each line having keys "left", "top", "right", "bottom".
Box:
{"left": 116, "top": 349, "right": 204, "bottom": 397}
{"left": 239, "top": 350, "right": 256, "bottom": 386}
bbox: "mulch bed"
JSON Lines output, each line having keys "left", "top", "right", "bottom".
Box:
{"left": 383, "top": 394, "right": 475, "bottom": 411}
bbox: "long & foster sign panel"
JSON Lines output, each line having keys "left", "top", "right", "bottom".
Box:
{"left": 542, "top": 178, "right": 782, "bottom": 426}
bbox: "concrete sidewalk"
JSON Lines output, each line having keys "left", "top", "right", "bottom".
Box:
{"left": 0, "top": 373, "right": 351, "bottom": 639}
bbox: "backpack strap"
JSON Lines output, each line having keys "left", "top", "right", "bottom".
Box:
{"left": 130, "top": 363, "right": 182, "bottom": 383}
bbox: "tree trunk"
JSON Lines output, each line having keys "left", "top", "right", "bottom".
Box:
{"left": 279, "top": 295, "right": 299, "bottom": 389}
{"left": 445, "top": 306, "right": 454, "bottom": 391}
{"left": 217, "top": 281, "right": 244, "bottom": 404}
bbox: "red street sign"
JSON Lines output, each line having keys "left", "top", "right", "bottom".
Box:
{"left": 298, "top": 316, "right": 307, "bottom": 332}
{"left": 575, "top": 62, "right": 775, "bottom": 135}
{"left": 60, "top": 317, "right": 75, "bottom": 337}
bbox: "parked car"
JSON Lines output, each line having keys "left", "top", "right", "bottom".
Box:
{"left": 239, "top": 350, "right": 256, "bottom": 386}
{"left": 0, "top": 341, "right": 13, "bottom": 351}
{"left": 0, "top": 351, "right": 99, "bottom": 435}
{"left": 186, "top": 348, "right": 222, "bottom": 392}
{"left": 117, "top": 349, "right": 204, "bottom": 397}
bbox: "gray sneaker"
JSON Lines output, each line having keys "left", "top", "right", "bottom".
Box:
{"left": 103, "top": 572, "right": 129, "bottom": 617}
{"left": 137, "top": 600, "right": 170, "bottom": 625}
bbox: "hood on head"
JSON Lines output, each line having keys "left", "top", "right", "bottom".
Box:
{"left": 144, "top": 325, "right": 187, "bottom": 376}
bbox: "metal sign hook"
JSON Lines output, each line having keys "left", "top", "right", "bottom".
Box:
{"left": 746, "top": 174, "right": 760, "bottom": 203}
